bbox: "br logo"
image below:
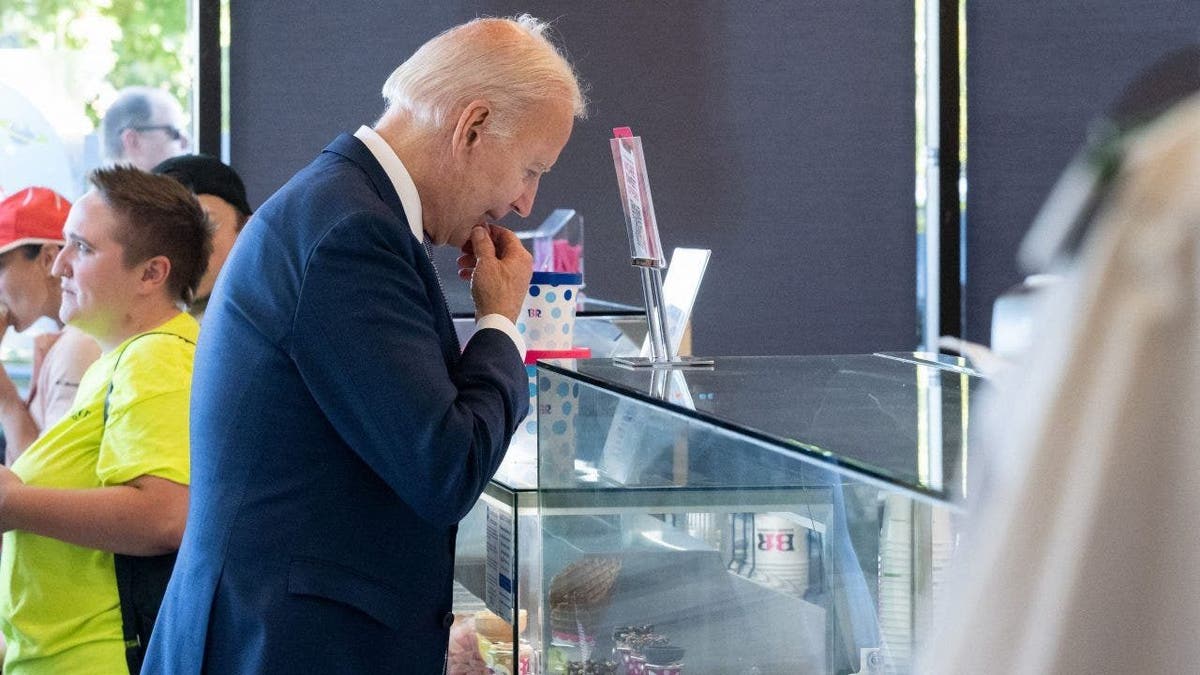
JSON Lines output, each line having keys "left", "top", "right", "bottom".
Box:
{"left": 527, "top": 308, "right": 542, "bottom": 317}
{"left": 70, "top": 408, "right": 92, "bottom": 421}
{"left": 756, "top": 530, "right": 796, "bottom": 552}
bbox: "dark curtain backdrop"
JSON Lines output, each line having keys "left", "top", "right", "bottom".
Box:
{"left": 229, "top": 2, "right": 916, "bottom": 356}
{"left": 966, "top": 2, "right": 1200, "bottom": 344}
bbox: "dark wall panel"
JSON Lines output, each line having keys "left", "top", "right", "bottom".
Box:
{"left": 966, "top": 2, "right": 1200, "bottom": 343}
{"left": 231, "top": 2, "right": 915, "bottom": 356}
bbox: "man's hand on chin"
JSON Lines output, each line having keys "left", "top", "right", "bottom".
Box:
{"left": 467, "top": 224, "right": 533, "bottom": 324}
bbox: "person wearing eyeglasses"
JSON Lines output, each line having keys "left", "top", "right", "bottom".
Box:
{"left": 100, "top": 87, "right": 190, "bottom": 171}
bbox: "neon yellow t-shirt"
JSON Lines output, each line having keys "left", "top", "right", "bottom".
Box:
{"left": 0, "top": 312, "right": 198, "bottom": 675}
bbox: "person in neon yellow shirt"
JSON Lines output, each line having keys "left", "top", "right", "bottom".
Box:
{"left": 0, "top": 166, "right": 212, "bottom": 675}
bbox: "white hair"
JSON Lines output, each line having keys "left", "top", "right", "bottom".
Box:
{"left": 381, "top": 14, "right": 588, "bottom": 138}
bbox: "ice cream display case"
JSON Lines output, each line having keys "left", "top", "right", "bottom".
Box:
{"left": 451, "top": 353, "right": 979, "bottom": 675}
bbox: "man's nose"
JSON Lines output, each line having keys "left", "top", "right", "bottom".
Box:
{"left": 51, "top": 247, "right": 70, "bottom": 277}
{"left": 511, "top": 182, "right": 538, "bottom": 218}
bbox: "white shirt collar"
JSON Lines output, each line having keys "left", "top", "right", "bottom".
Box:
{"left": 353, "top": 125, "right": 423, "bottom": 242}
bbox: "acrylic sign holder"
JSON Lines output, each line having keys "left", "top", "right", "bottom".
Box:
{"left": 610, "top": 127, "right": 713, "bottom": 369}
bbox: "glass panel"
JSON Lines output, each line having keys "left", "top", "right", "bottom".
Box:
{"left": 455, "top": 354, "right": 976, "bottom": 673}
{"left": 0, "top": 1, "right": 196, "bottom": 399}
{"left": 538, "top": 354, "right": 976, "bottom": 500}
{"left": 0, "top": 1, "right": 195, "bottom": 196}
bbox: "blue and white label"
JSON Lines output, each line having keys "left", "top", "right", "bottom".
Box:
{"left": 485, "top": 504, "right": 515, "bottom": 622}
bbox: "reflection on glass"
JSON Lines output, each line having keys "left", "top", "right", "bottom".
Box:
{"left": 455, "top": 354, "right": 979, "bottom": 673}
{"left": 0, "top": 1, "right": 196, "bottom": 377}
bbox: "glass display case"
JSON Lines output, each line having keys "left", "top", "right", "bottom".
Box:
{"left": 452, "top": 354, "right": 980, "bottom": 675}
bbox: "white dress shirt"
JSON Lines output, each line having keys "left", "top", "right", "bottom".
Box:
{"left": 354, "top": 126, "right": 526, "bottom": 360}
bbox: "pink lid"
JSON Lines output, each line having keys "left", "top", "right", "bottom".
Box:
{"left": 612, "top": 126, "right": 633, "bottom": 138}
{"left": 525, "top": 347, "right": 591, "bottom": 364}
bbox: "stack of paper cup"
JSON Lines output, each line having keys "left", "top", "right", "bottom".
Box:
{"left": 507, "top": 272, "right": 586, "bottom": 483}
{"left": 516, "top": 271, "right": 582, "bottom": 350}
{"left": 509, "top": 348, "right": 590, "bottom": 484}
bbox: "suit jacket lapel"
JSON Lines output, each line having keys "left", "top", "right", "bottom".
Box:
{"left": 322, "top": 133, "right": 461, "bottom": 361}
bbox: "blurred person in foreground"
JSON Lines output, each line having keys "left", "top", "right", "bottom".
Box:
{"left": 145, "top": 14, "right": 586, "bottom": 673}
{"left": 101, "top": 86, "right": 190, "bottom": 171}
{"left": 920, "top": 93, "right": 1200, "bottom": 672}
{"left": 0, "top": 188, "right": 100, "bottom": 462}
{"left": 0, "top": 167, "right": 210, "bottom": 674}
{"left": 152, "top": 154, "right": 253, "bottom": 321}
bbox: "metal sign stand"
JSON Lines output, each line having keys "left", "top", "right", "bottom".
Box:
{"left": 609, "top": 126, "right": 712, "bottom": 369}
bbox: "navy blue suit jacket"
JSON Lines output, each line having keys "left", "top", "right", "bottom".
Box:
{"left": 144, "top": 134, "right": 528, "bottom": 673}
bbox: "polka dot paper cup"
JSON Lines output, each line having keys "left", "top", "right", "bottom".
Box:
{"left": 517, "top": 271, "right": 582, "bottom": 350}
{"left": 514, "top": 348, "right": 591, "bottom": 485}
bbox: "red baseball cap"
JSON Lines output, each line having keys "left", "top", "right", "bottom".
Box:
{"left": 0, "top": 187, "right": 71, "bottom": 256}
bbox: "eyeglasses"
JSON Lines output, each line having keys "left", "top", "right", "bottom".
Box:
{"left": 128, "top": 125, "right": 186, "bottom": 142}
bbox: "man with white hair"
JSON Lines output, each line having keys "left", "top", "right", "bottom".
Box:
{"left": 145, "top": 15, "right": 586, "bottom": 673}
{"left": 100, "top": 87, "right": 190, "bottom": 171}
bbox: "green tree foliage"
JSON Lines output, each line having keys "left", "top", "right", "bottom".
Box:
{"left": 0, "top": 0, "right": 190, "bottom": 126}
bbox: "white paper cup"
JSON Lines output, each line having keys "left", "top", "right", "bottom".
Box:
{"left": 751, "top": 512, "right": 810, "bottom": 592}
{"left": 509, "top": 349, "right": 590, "bottom": 485}
{"left": 516, "top": 272, "right": 582, "bottom": 350}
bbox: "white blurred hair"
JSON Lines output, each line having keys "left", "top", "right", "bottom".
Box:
{"left": 381, "top": 14, "right": 588, "bottom": 138}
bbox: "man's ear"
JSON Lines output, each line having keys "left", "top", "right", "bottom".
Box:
{"left": 452, "top": 100, "right": 491, "bottom": 155}
{"left": 121, "top": 127, "right": 141, "bottom": 154}
{"left": 38, "top": 244, "right": 59, "bottom": 274}
{"left": 140, "top": 255, "right": 172, "bottom": 293}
